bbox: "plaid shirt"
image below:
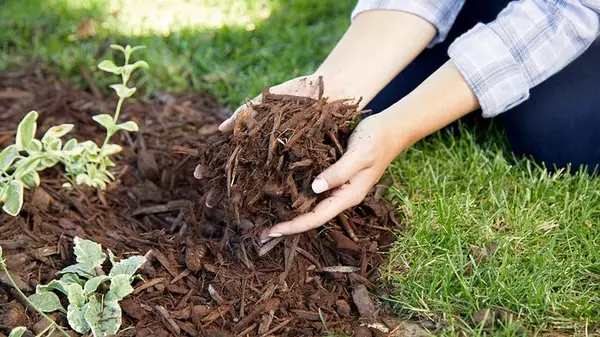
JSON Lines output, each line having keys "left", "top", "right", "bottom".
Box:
{"left": 352, "top": 0, "right": 600, "bottom": 117}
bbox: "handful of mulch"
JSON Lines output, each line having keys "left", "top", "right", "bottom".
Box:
{"left": 191, "top": 83, "right": 396, "bottom": 238}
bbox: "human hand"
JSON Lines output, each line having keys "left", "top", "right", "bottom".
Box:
{"left": 218, "top": 74, "right": 357, "bottom": 132}
{"left": 259, "top": 112, "right": 404, "bottom": 242}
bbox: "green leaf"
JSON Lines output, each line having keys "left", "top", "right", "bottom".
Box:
{"left": 42, "top": 124, "right": 74, "bottom": 142}
{"left": 121, "top": 61, "right": 149, "bottom": 79}
{"left": 109, "top": 44, "right": 125, "bottom": 53}
{"left": 61, "top": 273, "right": 85, "bottom": 286}
{"left": 36, "top": 279, "right": 70, "bottom": 295}
{"left": 102, "top": 157, "right": 116, "bottom": 168}
{"left": 67, "top": 283, "right": 86, "bottom": 308}
{"left": 67, "top": 303, "right": 90, "bottom": 334}
{"left": 16, "top": 111, "right": 38, "bottom": 150}
{"left": 124, "top": 45, "right": 146, "bottom": 59}
{"left": 27, "top": 139, "right": 43, "bottom": 152}
{"left": 37, "top": 157, "right": 59, "bottom": 171}
{"left": 84, "top": 275, "right": 110, "bottom": 296}
{"left": 2, "top": 180, "right": 24, "bottom": 216}
{"left": 102, "top": 144, "right": 122, "bottom": 156}
{"left": 110, "top": 84, "right": 136, "bottom": 99}
{"left": 63, "top": 138, "right": 78, "bottom": 151}
{"left": 28, "top": 291, "right": 65, "bottom": 313}
{"left": 76, "top": 173, "right": 93, "bottom": 186}
{"left": 108, "top": 274, "right": 134, "bottom": 301}
{"left": 0, "top": 145, "right": 19, "bottom": 171}
{"left": 98, "top": 60, "right": 122, "bottom": 75}
{"left": 58, "top": 263, "right": 96, "bottom": 279}
{"left": 85, "top": 294, "right": 122, "bottom": 337}
{"left": 124, "top": 60, "right": 149, "bottom": 72}
{"left": 109, "top": 255, "right": 146, "bottom": 278}
{"left": 14, "top": 156, "right": 41, "bottom": 179}
{"left": 73, "top": 237, "right": 106, "bottom": 270}
{"left": 107, "top": 249, "right": 117, "bottom": 265}
{"left": 21, "top": 170, "right": 40, "bottom": 188}
{"left": 116, "top": 121, "right": 139, "bottom": 132}
{"left": 8, "top": 327, "right": 26, "bottom": 337}
{"left": 43, "top": 137, "right": 62, "bottom": 152}
{"left": 91, "top": 177, "right": 107, "bottom": 190}
{"left": 92, "top": 114, "right": 115, "bottom": 131}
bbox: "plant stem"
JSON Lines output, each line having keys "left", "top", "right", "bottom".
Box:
{"left": 0, "top": 262, "right": 70, "bottom": 337}
{"left": 101, "top": 97, "right": 125, "bottom": 149}
{"left": 113, "top": 97, "right": 125, "bottom": 124}
{"left": 35, "top": 323, "right": 53, "bottom": 337}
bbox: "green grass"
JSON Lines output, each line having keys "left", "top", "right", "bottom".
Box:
{"left": 2, "top": 1, "right": 599, "bottom": 336}
{"left": 0, "top": 0, "right": 352, "bottom": 107}
{"left": 383, "top": 125, "right": 600, "bottom": 336}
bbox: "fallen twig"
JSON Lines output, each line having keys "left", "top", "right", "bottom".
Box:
{"left": 233, "top": 298, "right": 280, "bottom": 333}
{"left": 131, "top": 200, "right": 188, "bottom": 216}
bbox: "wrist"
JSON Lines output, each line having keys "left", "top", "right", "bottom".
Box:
{"left": 370, "top": 110, "right": 414, "bottom": 159}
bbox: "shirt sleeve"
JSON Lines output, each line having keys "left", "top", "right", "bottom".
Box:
{"left": 351, "top": 0, "right": 466, "bottom": 47}
{"left": 448, "top": 0, "right": 600, "bottom": 118}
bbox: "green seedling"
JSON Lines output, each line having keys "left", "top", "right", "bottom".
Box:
{"left": 1, "top": 245, "right": 71, "bottom": 337}
{"left": 1, "top": 237, "right": 146, "bottom": 337}
{"left": 0, "top": 44, "right": 148, "bottom": 216}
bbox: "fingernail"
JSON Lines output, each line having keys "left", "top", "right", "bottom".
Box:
{"left": 312, "top": 177, "right": 329, "bottom": 194}
{"left": 268, "top": 232, "right": 283, "bottom": 238}
{"left": 260, "top": 237, "right": 271, "bottom": 244}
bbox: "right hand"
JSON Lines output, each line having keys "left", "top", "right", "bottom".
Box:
{"left": 218, "top": 74, "right": 352, "bottom": 132}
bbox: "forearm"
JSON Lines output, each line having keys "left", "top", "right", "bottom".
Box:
{"left": 382, "top": 60, "right": 480, "bottom": 152}
{"left": 315, "top": 10, "right": 436, "bottom": 107}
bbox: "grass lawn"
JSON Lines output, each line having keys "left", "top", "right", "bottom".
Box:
{"left": 2, "top": 0, "right": 599, "bottom": 336}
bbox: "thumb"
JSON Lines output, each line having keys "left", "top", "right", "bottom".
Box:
{"left": 219, "top": 94, "right": 262, "bottom": 133}
{"left": 312, "top": 150, "right": 364, "bottom": 194}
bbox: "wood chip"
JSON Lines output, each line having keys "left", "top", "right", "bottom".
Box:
{"left": 258, "top": 236, "right": 284, "bottom": 257}
{"left": 0, "top": 271, "right": 32, "bottom": 292}
{"left": 131, "top": 199, "right": 188, "bottom": 216}
{"left": 351, "top": 284, "right": 376, "bottom": 319}
{"left": 233, "top": 298, "right": 280, "bottom": 333}
{"left": 0, "top": 90, "right": 33, "bottom": 99}
{"left": 259, "top": 318, "right": 294, "bottom": 336}
{"left": 171, "top": 269, "right": 191, "bottom": 284}
{"left": 236, "top": 323, "right": 258, "bottom": 337}
{"left": 290, "top": 309, "right": 320, "bottom": 321}
{"left": 208, "top": 284, "right": 224, "bottom": 305}
{"left": 133, "top": 277, "right": 165, "bottom": 295}
{"left": 317, "top": 266, "right": 360, "bottom": 273}
{"left": 153, "top": 250, "right": 180, "bottom": 278}
{"left": 155, "top": 305, "right": 181, "bottom": 336}
{"left": 257, "top": 310, "right": 275, "bottom": 335}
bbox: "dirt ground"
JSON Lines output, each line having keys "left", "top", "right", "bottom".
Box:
{"left": 0, "top": 68, "right": 424, "bottom": 337}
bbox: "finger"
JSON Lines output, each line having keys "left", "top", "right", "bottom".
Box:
{"left": 312, "top": 149, "right": 366, "bottom": 194}
{"left": 265, "top": 169, "right": 373, "bottom": 238}
{"left": 219, "top": 94, "right": 262, "bottom": 133}
{"left": 218, "top": 117, "right": 235, "bottom": 132}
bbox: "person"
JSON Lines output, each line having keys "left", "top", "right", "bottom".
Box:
{"left": 216, "top": 0, "right": 600, "bottom": 242}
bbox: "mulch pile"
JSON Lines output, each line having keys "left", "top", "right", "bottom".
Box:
{"left": 191, "top": 83, "right": 395, "bottom": 228}
{"left": 0, "top": 68, "right": 414, "bottom": 337}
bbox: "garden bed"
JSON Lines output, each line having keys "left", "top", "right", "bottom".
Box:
{"left": 0, "top": 68, "right": 413, "bottom": 337}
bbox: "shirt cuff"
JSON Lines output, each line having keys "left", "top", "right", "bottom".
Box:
{"left": 351, "top": 0, "right": 464, "bottom": 47}
{"left": 448, "top": 23, "right": 531, "bottom": 118}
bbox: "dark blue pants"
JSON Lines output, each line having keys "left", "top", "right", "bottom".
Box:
{"left": 365, "top": 0, "right": 600, "bottom": 173}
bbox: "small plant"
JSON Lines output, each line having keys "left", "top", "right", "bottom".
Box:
{"left": 1, "top": 237, "right": 146, "bottom": 337}
{"left": 1, "top": 246, "right": 70, "bottom": 337}
{"left": 0, "top": 44, "right": 148, "bottom": 216}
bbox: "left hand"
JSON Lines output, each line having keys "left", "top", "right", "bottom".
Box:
{"left": 260, "top": 112, "right": 404, "bottom": 242}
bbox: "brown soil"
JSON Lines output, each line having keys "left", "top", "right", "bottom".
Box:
{"left": 0, "top": 69, "right": 413, "bottom": 337}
